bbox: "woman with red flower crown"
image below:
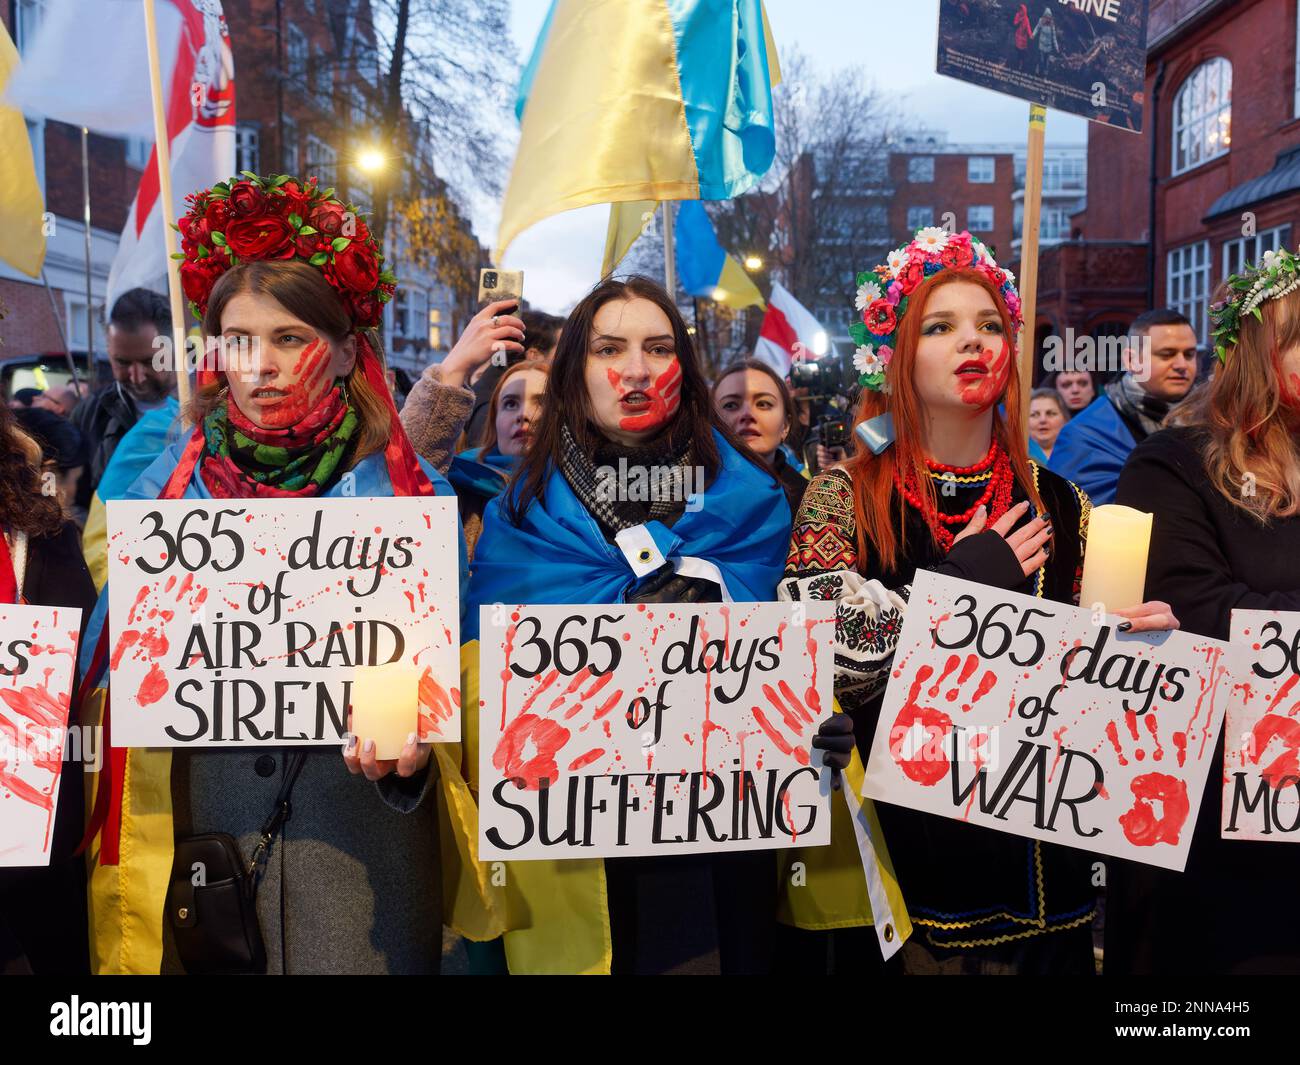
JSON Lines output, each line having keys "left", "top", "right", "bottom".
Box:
{"left": 776, "top": 229, "right": 1180, "bottom": 974}
{"left": 79, "top": 173, "right": 473, "bottom": 975}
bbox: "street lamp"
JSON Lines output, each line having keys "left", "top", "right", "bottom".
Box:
{"left": 744, "top": 254, "right": 764, "bottom": 271}
{"left": 356, "top": 148, "right": 387, "bottom": 174}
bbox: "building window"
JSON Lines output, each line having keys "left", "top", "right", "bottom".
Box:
{"left": 349, "top": 173, "right": 372, "bottom": 215}
{"left": 306, "top": 135, "right": 336, "bottom": 186}
{"left": 14, "top": 0, "right": 48, "bottom": 55}
{"left": 429, "top": 307, "right": 443, "bottom": 350}
{"left": 235, "top": 123, "right": 259, "bottom": 175}
{"left": 1172, "top": 58, "right": 1232, "bottom": 176}
{"left": 1167, "top": 241, "right": 1211, "bottom": 344}
{"left": 1040, "top": 205, "right": 1072, "bottom": 242}
{"left": 907, "top": 157, "right": 934, "bottom": 183}
{"left": 1042, "top": 153, "right": 1086, "bottom": 193}
{"left": 967, "top": 156, "right": 994, "bottom": 183}
{"left": 286, "top": 24, "right": 308, "bottom": 84}
{"left": 350, "top": 84, "right": 368, "bottom": 126}
{"left": 282, "top": 117, "right": 299, "bottom": 174}
{"left": 25, "top": 118, "right": 45, "bottom": 195}
{"left": 64, "top": 295, "right": 106, "bottom": 353}
{"left": 122, "top": 137, "right": 151, "bottom": 169}
{"left": 1222, "top": 225, "right": 1292, "bottom": 281}
{"left": 906, "top": 206, "right": 934, "bottom": 231}
{"left": 967, "top": 205, "right": 994, "bottom": 232}
{"left": 313, "top": 57, "right": 333, "bottom": 109}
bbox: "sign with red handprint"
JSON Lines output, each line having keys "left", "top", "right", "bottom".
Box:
{"left": 478, "top": 602, "right": 835, "bottom": 860}
{"left": 1225, "top": 611, "right": 1300, "bottom": 840}
{"left": 106, "top": 499, "right": 460, "bottom": 747}
{"left": 0, "top": 604, "right": 82, "bottom": 867}
{"left": 862, "top": 570, "right": 1243, "bottom": 871}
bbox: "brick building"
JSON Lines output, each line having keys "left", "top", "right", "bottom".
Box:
{"left": 1054, "top": 0, "right": 1300, "bottom": 370}
{"left": 0, "top": 1, "right": 146, "bottom": 362}
{"left": 0, "top": 0, "right": 481, "bottom": 376}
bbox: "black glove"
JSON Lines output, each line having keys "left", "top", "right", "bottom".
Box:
{"left": 811, "top": 713, "right": 856, "bottom": 780}
{"left": 625, "top": 564, "right": 722, "bottom": 604}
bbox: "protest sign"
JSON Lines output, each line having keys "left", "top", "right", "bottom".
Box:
{"left": 862, "top": 570, "right": 1241, "bottom": 871}
{"left": 937, "top": 0, "right": 1150, "bottom": 131}
{"left": 0, "top": 605, "right": 81, "bottom": 867}
{"left": 1224, "top": 611, "right": 1300, "bottom": 840}
{"left": 478, "top": 602, "right": 835, "bottom": 860}
{"left": 105, "top": 498, "right": 460, "bottom": 748}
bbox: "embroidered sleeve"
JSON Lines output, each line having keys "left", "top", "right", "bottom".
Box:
{"left": 1071, "top": 480, "right": 1092, "bottom": 608}
{"left": 777, "top": 469, "right": 910, "bottom": 710}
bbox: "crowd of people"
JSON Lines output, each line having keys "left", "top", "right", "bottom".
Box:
{"left": 1, "top": 172, "right": 1298, "bottom": 978}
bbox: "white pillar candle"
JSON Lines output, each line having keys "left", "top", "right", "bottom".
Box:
{"left": 350, "top": 663, "right": 422, "bottom": 760}
{"left": 1079, "top": 504, "right": 1153, "bottom": 615}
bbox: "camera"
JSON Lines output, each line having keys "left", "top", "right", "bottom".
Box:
{"left": 789, "top": 348, "right": 860, "bottom": 470}
{"left": 482, "top": 270, "right": 498, "bottom": 290}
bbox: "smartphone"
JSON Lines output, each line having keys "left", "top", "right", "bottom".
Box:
{"left": 478, "top": 267, "right": 524, "bottom": 305}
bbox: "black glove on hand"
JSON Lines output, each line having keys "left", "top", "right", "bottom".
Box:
{"left": 811, "top": 713, "right": 856, "bottom": 778}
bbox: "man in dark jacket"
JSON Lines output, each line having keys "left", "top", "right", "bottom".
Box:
{"left": 1049, "top": 308, "right": 1199, "bottom": 504}
{"left": 70, "top": 288, "right": 176, "bottom": 509}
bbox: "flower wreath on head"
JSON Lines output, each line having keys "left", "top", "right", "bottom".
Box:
{"left": 174, "top": 171, "right": 397, "bottom": 329}
{"left": 848, "top": 227, "right": 1023, "bottom": 392}
{"left": 1209, "top": 246, "right": 1300, "bottom": 364}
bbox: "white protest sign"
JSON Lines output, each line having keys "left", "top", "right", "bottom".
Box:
{"left": 478, "top": 602, "right": 835, "bottom": 860}
{"left": 0, "top": 604, "right": 82, "bottom": 867}
{"left": 863, "top": 570, "right": 1242, "bottom": 871}
{"left": 1224, "top": 610, "right": 1300, "bottom": 840}
{"left": 106, "top": 498, "right": 460, "bottom": 747}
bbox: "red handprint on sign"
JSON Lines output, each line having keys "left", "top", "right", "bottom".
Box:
{"left": 492, "top": 666, "right": 622, "bottom": 789}
{"left": 888, "top": 656, "right": 998, "bottom": 786}
{"left": 1103, "top": 710, "right": 1190, "bottom": 846}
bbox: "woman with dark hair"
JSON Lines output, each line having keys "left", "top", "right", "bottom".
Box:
{"left": 448, "top": 360, "right": 549, "bottom": 559}
{"left": 1106, "top": 253, "right": 1300, "bottom": 974}
{"left": 78, "top": 174, "right": 470, "bottom": 975}
{"left": 0, "top": 403, "right": 97, "bottom": 973}
{"left": 712, "top": 357, "right": 808, "bottom": 514}
{"left": 777, "top": 230, "right": 1177, "bottom": 974}
{"left": 460, "top": 275, "right": 794, "bottom": 974}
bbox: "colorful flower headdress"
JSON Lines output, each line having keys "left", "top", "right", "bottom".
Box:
{"left": 173, "top": 171, "right": 397, "bottom": 329}
{"left": 1209, "top": 247, "right": 1300, "bottom": 364}
{"left": 848, "top": 228, "right": 1023, "bottom": 391}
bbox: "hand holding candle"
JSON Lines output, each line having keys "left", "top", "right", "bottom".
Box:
{"left": 1079, "top": 504, "right": 1153, "bottom": 614}
{"left": 348, "top": 663, "right": 422, "bottom": 762}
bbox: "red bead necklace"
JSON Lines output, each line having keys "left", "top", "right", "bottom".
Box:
{"left": 895, "top": 439, "right": 1015, "bottom": 553}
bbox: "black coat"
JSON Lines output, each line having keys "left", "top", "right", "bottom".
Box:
{"left": 0, "top": 521, "right": 98, "bottom": 974}
{"left": 1106, "top": 426, "right": 1300, "bottom": 974}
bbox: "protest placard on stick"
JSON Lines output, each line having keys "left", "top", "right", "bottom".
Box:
{"left": 1225, "top": 611, "right": 1300, "bottom": 840}
{"left": 105, "top": 498, "right": 460, "bottom": 748}
{"left": 862, "top": 569, "right": 1242, "bottom": 871}
{"left": 478, "top": 602, "right": 835, "bottom": 860}
{"left": 0, "top": 605, "right": 81, "bottom": 867}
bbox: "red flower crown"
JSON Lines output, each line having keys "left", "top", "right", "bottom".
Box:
{"left": 173, "top": 172, "right": 396, "bottom": 329}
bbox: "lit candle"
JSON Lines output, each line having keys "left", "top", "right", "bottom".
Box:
{"left": 1079, "top": 504, "right": 1153, "bottom": 615}
{"left": 350, "top": 663, "right": 422, "bottom": 760}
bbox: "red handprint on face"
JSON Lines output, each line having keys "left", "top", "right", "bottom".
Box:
{"left": 888, "top": 656, "right": 998, "bottom": 786}
{"left": 492, "top": 667, "right": 622, "bottom": 789}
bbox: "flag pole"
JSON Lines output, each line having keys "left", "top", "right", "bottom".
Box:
{"left": 1017, "top": 103, "right": 1047, "bottom": 435}
{"left": 662, "top": 201, "right": 676, "bottom": 299}
{"left": 80, "top": 127, "right": 96, "bottom": 390}
{"left": 142, "top": 0, "right": 193, "bottom": 424}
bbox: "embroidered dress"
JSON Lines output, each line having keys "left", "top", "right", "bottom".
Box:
{"left": 779, "top": 458, "right": 1097, "bottom": 950}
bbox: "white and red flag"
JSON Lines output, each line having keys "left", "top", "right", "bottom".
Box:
{"left": 754, "top": 280, "right": 826, "bottom": 376}
{"left": 7, "top": 0, "right": 235, "bottom": 304}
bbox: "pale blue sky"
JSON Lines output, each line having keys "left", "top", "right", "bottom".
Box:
{"left": 498, "top": 0, "right": 1091, "bottom": 313}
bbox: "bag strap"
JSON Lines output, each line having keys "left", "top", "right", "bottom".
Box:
{"left": 246, "top": 751, "right": 309, "bottom": 878}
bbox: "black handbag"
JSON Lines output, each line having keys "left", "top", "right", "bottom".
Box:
{"left": 166, "top": 751, "right": 307, "bottom": 975}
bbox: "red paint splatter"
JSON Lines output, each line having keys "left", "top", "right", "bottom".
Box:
{"left": 136, "top": 662, "right": 169, "bottom": 707}
{"left": 1118, "top": 772, "right": 1190, "bottom": 847}
{"left": 492, "top": 713, "right": 570, "bottom": 790}
{"left": 888, "top": 665, "right": 953, "bottom": 786}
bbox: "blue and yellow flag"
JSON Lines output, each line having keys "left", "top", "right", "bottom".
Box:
{"left": 497, "top": 0, "right": 780, "bottom": 260}
{"left": 674, "top": 199, "right": 765, "bottom": 310}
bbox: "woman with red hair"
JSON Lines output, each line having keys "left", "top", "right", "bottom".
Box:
{"left": 779, "top": 230, "right": 1177, "bottom": 974}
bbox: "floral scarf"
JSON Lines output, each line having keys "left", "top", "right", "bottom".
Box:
{"left": 200, "top": 381, "right": 358, "bottom": 498}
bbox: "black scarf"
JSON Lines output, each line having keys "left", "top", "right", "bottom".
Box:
{"left": 559, "top": 421, "right": 696, "bottom": 536}
{"left": 1106, "top": 373, "right": 1172, "bottom": 441}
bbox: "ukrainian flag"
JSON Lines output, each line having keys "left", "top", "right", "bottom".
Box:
{"left": 497, "top": 0, "right": 780, "bottom": 260}
{"left": 674, "top": 199, "right": 765, "bottom": 310}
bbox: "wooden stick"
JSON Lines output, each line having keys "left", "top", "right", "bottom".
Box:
{"left": 1018, "top": 103, "right": 1047, "bottom": 434}
{"left": 142, "top": 0, "right": 193, "bottom": 424}
{"left": 662, "top": 201, "right": 676, "bottom": 299}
